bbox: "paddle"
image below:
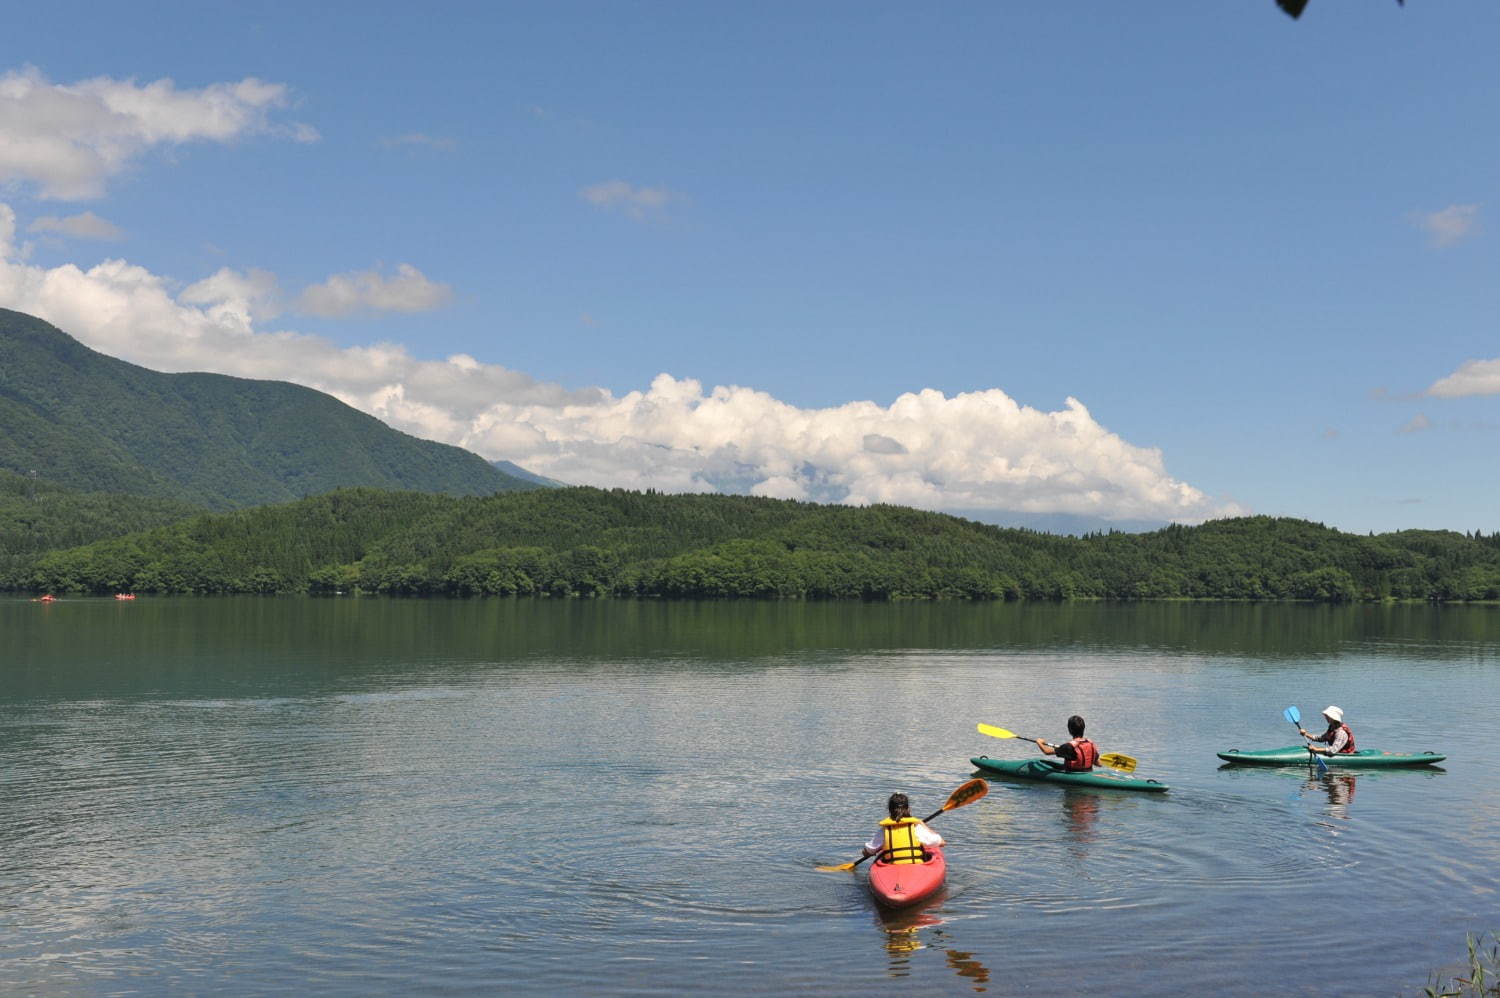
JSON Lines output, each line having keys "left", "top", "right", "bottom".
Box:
{"left": 817, "top": 778, "right": 989, "bottom": 873}
{"left": 976, "top": 723, "right": 1139, "bottom": 773}
{"left": 1284, "top": 706, "right": 1330, "bottom": 773}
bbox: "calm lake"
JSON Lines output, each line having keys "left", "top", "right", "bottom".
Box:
{"left": 3, "top": 597, "right": 1497, "bottom": 995}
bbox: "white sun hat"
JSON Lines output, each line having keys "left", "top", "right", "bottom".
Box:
{"left": 1322, "top": 705, "right": 1344, "bottom": 722}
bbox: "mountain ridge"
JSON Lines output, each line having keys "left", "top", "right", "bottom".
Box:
{"left": 0, "top": 307, "right": 536, "bottom": 508}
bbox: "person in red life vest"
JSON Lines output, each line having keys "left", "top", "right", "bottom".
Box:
{"left": 1299, "top": 705, "right": 1356, "bottom": 755}
{"left": 1034, "top": 715, "right": 1099, "bottom": 772}
{"left": 861, "top": 792, "right": 944, "bottom": 864}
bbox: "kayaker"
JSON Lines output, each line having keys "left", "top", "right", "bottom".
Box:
{"left": 862, "top": 792, "right": 944, "bottom": 863}
{"left": 1299, "top": 705, "right": 1356, "bottom": 755}
{"left": 1034, "top": 715, "right": 1099, "bottom": 772}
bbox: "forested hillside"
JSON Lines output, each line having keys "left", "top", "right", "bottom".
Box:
{"left": 0, "top": 308, "right": 537, "bottom": 507}
{"left": 11, "top": 486, "right": 1500, "bottom": 601}
{"left": 0, "top": 470, "right": 206, "bottom": 583}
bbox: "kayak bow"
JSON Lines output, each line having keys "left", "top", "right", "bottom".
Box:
{"left": 868, "top": 847, "right": 946, "bottom": 907}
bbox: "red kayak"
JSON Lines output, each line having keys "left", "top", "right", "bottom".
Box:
{"left": 867, "top": 847, "right": 946, "bottom": 907}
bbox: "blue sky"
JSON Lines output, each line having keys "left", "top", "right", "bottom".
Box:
{"left": 2, "top": 1, "right": 1496, "bottom": 533}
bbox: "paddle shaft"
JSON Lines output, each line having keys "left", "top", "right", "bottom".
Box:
{"left": 1285, "top": 706, "right": 1329, "bottom": 772}
{"left": 977, "top": 723, "right": 1137, "bottom": 773}
{"left": 820, "top": 778, "right": 988, "bottom": 872}
{"left": 845, "top": 803, "right": 949, "bottom": 871}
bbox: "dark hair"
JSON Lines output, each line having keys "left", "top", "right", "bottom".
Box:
{"left": 1067, "top": 715, "right": 1086, "bottom": 737}
{"left": 886, "top": 792, "right": 912, "bottom": 819}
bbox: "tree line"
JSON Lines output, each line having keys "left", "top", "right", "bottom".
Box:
{"left": 6, "top": 485, "right": 1499, "bottom": 602}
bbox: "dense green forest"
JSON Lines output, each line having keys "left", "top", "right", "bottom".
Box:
{"left": 8, "top": 485, "right": 1500, "bottom": 601}
{"left": 0, "top": 308, "right": 537, "bottom": 507}
{"left": 0, "top": 470, "right": 206, "bottom": 582}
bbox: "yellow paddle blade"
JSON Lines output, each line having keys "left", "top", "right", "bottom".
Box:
{"left": 816, "top": 860, "right": 859, "bottom": 873}
{"left": 977, "top": 723, "right": 1018, "bottom": 739}
{"left": 1099, "top": 752, "right": 1138, "bottom": 773}
{"left": 942, "top": 777, "right": 989, "bottom": 811}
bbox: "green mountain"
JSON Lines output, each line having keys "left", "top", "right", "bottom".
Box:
{"left": 0, "top": 308, "right": 536, "bottom": 508}
{"left": 492, "top": 459, "right": 566, "bottom": 487}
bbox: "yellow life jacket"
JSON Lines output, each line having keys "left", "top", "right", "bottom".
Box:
{"left": 878, "top": 817, "right": 926, "bottom": 865}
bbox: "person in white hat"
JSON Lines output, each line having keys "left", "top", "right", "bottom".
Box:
{"left": 1298, "top": 705, "right": 1356, "bottom": 756}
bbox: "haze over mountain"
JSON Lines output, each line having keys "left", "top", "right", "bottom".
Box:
{"left": 0, "top": 308, "right": 537, "bottom": 508}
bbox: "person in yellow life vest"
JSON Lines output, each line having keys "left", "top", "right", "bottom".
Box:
{"left": 861, "top": 792, "right": 944, "bottom": 864}
{"left": 1034, "top": 715, "right": 1100, "bottom": 772}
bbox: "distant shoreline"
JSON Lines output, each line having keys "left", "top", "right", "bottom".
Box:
{"left": 8, "top": 486, "right": 1500, "bottom": 603}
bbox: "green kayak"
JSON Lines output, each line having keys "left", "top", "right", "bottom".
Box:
{"left": 1216, "top": 746, "right": 1446, "bottom": 768}
{"left": 970, "top": 756, "right": 1169, "bottom": 793}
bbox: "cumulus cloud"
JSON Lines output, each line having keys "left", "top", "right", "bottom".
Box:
{"left": 0, "top": 66, "right": 316, "bottom": 200}
{"left": 180, "top": 266, "right": 284, "bottom": 323}
{"left": 1426, "top": 358, "right": 1500, "bottom": 398}
{"left": 0, "top": 213, "right": 1238, "bottom": 525}
{"left": 579, "top": 180, "right": 681, "bottom": 219}
{"left": 294, "top": 263, "right": 453, "bottom": 317}
{"left": 27, "top": 210, "right": 124, "bottom": 241}
{"left": 863, "top": 433, "right": 908, "bottom": 455}
{"left": 1411, "top": 204, "right": 1481, "bottom": 248}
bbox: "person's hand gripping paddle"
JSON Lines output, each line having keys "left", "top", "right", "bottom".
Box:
{"left": 817, "top": 778, "right": 988, "bottom": 873}
{"left": 976, "top": 723, "right": 1139, "bottom": 773}
{"left": 1284, "top": 705, "right": 1328, "bottom": 773}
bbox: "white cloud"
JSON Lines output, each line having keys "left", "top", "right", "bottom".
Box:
{"left": 0, "top": 213, "right": 1239, "bottom": 525}
{"left": 579, "top": 180, "right": 681, "bottom": 219}
{"left": 1411, "top": 204, "right": 1481, "bottom": 248}
{"left": 0, "top": 204, "right": 16, "bottom": 258}
{"left": 0, "top": 66, "right": 315, "bottom": 200}
{"left": 1426, "top": 358, "right": 1500, "bottom": 398}
{"left": 180, "top": 266, "right": 284, "bottom": 323}
{"left": 27, "top": 210, "right": 124, "bottom": 241}
{"left": 381, "top": 132, "right": 456, "bottom": 151}
{"left": 294, "top": 263, "right": 453, "bottom": 317}
{"left": 1397, "top": 412, "right": 1432, "bottom": 434}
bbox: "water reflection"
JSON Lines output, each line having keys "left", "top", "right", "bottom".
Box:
{"left": 944, "top": 948, "right": 992, "bottom": 993}
{"left": 875, "top": 900, "right": 992, "bottom": 991}
{"left": 1302, "top": 773, "right": 1357, "bottom": 821}
{"left": 1062, "top": 791, "right": 1101, "bottom": 856}
{"left": 877, "top": 903, "right": 943, "bottom": 975}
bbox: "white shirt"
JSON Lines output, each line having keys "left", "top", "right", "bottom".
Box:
{"left": 865, "top": 819, "right": 944, "bottom": 854}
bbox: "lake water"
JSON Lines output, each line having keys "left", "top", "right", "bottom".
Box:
{"left": 2, "top": 597, "right": 1497, "bottom": 995}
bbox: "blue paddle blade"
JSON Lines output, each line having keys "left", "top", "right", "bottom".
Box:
{"left": 1283, "top": 705, "right": 1301, "bottom": 725}
{"left": 1314, "top": 753, "right": 1329, "bottom": 774}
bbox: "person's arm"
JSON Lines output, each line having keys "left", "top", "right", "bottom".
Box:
{"left": 915, "top": 821, "right": 945, "bottom": 848}
{"left": 862, "top": 830, "right": 883, "bottom": 856}
{"left": 1035, "top": 738, "right": 1056, "bottom": 756}
{"left": 1041, "top": 741, "right": 1076, "bottom": 764}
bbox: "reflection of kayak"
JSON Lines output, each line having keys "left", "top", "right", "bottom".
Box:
{"left": 868, "top": 847, "right": 946, "bottom": 907}
{"left": 970, "top": 755, "right": 1169, "bottom": 793}
{"left": 1217, "top": 746, "right": 1446, "bottom": 767}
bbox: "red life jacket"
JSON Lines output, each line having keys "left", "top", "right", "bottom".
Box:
{"left": 1332, "top": 724, "right": 1355, "bottom": 753}
{"left": 1064, "top": 736, "right": 1099, "bottom": 772}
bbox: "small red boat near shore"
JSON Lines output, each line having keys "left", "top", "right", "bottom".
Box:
{"left": 113, "top": 593, "right": 136, "bottom": 600}
{"left": 867, "top": 847, "right": 946, "bottom": 908}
